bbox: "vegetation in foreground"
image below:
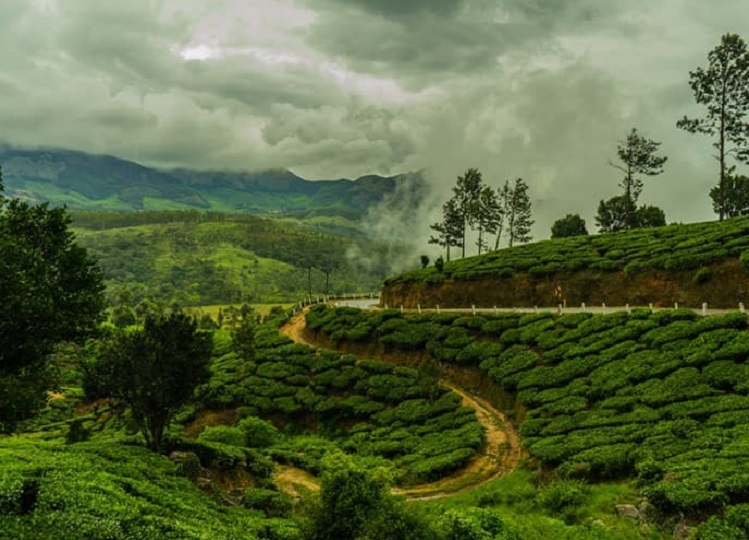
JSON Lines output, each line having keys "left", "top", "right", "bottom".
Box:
{"left": 309, "top": 304, "right": 749, "bottom": 536}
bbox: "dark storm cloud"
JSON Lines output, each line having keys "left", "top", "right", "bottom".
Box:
{"left": 0, "top": 0, "right": 748, "bottom": 233}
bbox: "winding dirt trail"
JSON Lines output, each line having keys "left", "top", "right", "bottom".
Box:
{"left": 277, "top": 310, "right": 523, "bottom": 501}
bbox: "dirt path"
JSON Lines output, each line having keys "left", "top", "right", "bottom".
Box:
{"left": 278, "top": 310, "right": 523, "bottom": 501}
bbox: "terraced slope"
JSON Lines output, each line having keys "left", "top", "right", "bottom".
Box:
{"left": 307, "top": 305, "right": 749, "bottom": 516}
{"left": 383, "top": 216, "right": 749, "bottom": 309}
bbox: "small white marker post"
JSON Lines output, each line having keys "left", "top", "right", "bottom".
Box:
{"left": 493, "top": 306, "right": 497, "bottom": 314}
{"left": 581, "top": 302, "right": 586, "bottom": 311}
{"left": 436, "top": 305, "right": 440, "bottom": 314}
{"left": 702, "top": 303, "right": 708, "bottom": 317}
{"left": 741, "top": 302, "right": 746, "bottom": 314}
{"left": 602, "top": 302, "right": 606, "bottom": 313}
{"left": 674, "top": 302, "right": 679, "bottom": 309}
{"left": 472, "top": 305, "right": 476, "bottom": 316}
{"left": 417, "top": 304, "right": 422, "bottom": 314}
{"left": 649, "top": 303, "right": 654, "bottom": 312}
{"left": 534, "top": 306, "right": 539, "bottom": 314}
{"left": 625, "top": 303, "right": 630, "bottom": 313}
{"left": 557, "top": 304, "right": 562, "bottom": 315}
{"left": 400, "top": 305, "right": 404, "bottom": 314}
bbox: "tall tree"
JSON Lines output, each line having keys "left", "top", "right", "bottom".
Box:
{"left": 507, "top": 178, "right": 533, "bottom": 247}
{"left": 98, "top": 313, "right": 212, "bottom": 451}
{"left": 428, "top": 198, "right": 463, "bottom": 262}
{"left": 474, "top": 185, "right": 502, "bottom": 255}
{"left": 1, "top": 165, "right": 105, "bottom": 432}
{"left": 451, "top": 168, "right": 484, "bottom": 258}
{"left": 710, "top": 173, "right": 749, "bottom": 217}
{"left": 595, "top": 195, "right": 637, "bottom": 233}
{"left": 493, "top": 181, "right": 511, "bottom": 250}
{"left": 677, "top": 33, "right": 749, "bottom": 220}
{"left": 611, "top": 128, "right": 668, "bottom": 207}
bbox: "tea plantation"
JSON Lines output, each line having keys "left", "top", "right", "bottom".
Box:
{"left": 307, "top": 304, "right": 749, "bottom": 535}
{"left": 391, "top": 215, "right": 749, "bottom": 283}
{"left": 193, "top": 321, "right": 483, "bottom": 485}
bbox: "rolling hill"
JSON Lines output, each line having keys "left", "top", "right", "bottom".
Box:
{"left": 0, "top": 147, "right": 426, "bottom": 217}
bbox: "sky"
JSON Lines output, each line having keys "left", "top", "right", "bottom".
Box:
{"left": 1, "top": 0, "right": 749, "bottom": 240}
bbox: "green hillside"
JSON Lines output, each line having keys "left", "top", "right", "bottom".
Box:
{"left": 71, "top": 211, "right": 402, "bottom": 307}
{"left": 307, "top": 304, "right": 749, "bottom": 536}
{"left": 393, "top": 216, "right": 749, "bottom": 285}
{"left": 0, "top": 148, "right": 425, "bottom": 216}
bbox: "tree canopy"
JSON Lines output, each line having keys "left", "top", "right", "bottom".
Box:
{"left": 96, "top": 313, "right": 213, "bottom": 451}
{"left": 0, "top": 165, "right": 105, "bottom": 432}
{"left": 677, "top": 33, "right": 749, "bottom": 220}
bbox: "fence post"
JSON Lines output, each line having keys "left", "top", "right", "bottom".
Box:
{"left": 741, "top": 302, "right": 745, "bottom": 314}
{"left": 557, "top": 304, "right": 562, "bottom": 315}
{"left": 400, "top": 305, "right": 404, "bottom": 314}
{"left": 674, "top": 302, "right": 679, "bottom": 309}
{"left": 493, "top": 305, "right": 497, "bottom": 314}
{"left": 417, "top": 304, "right": 422, "bottom": 314}
{"left": 581, "top": 302, "right": 586, "bottom": 310}
{"left": 625, "top": 303, "right": 630, "bottom": 314}
{"left": 649, "top": 303, "right": 654, "bottom": 312}
{"left": 534, "top": 306, "right": 539, "bottom": 314}
{"left": 602, "top": 302, "right": 606, "bottom": 312}
{"left": 472, "top": 305, "right": 476, "bottom": 316}
{"left": 702, "top": 302, "right": 708, "bottom": 317}
{"left": 436, "top": 305, "right": 440, "bottom": 314}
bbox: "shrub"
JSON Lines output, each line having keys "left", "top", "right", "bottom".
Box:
{"left": 198, "top": 426, "right": 246, "bottom": 448}
{"left": 243, "top": 488, "right": 293, "bottom": 518}
{"left": 693, "top": 266, "right": 712, "bottom": 284}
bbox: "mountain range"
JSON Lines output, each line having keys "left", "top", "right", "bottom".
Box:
{"left": 0, "top": 147, "right": 425, "bottom": 218}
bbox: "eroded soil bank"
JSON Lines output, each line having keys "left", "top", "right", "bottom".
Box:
{"left": 382, "top": 259, "right": 749, "bottom": 309}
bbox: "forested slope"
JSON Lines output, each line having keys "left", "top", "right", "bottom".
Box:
{"left": 71, "top": 211, "right": 402, "bottom": 306}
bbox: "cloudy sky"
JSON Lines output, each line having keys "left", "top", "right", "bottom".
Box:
{"left": 2, "top": 0, "right": 748, "bottom": 236}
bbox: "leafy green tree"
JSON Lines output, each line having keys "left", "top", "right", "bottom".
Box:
{"left": 710, "top": 173, "right": 749, "bottom": 217}
{"left": 0, "top": 166, "right": 105, "bottom": 432}
{"left": 419, "top": 255, "right": 430, "bottom": 268}
{"left": 595, "top": 195, "right": 637, "bottom": 233}
{"left": 429, "top": 198, "right": 463, "bottom": 262}
{"left": 475, "top": 185, "right": 502, "bottom": 255}
{"left": 318, "top": 252, "right": 342, "bottom": 296}
{"left": 98, "top": 313, "right": 212, "bottom": 451}
{"left": 596, "top": 196, "right": 666, "bottom": 233}
{"left": 612, "top": 128, "right": 668, "bottom": 203}
{"left": 551, "top": 214, "right": 588, "bottom": 238}
{"left": 233, "top": 307, "right": 257, "bottom": 363}
{"left": 611, "top": 128, "right": 667, "bottom": 209}
{"left": 493, "top": 181, "right": 511, "bottom": 250}
{"left": 677, "top": 33, "right": 749, "bottom": 220}
{"left": 507, "top": 178, "right": 533, "bottom": 247}
{"left": 306, "top": 453, "right": 434, "bottom": 540}
{"left": 635, "top": 205, "right": 667, "bottom": 228}
{"left": 451, "top": 168, "right": 484, "bottom": 258}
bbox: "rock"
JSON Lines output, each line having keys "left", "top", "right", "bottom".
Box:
{"left": 197, "top": 477, "right": 212, "bottom": 491}
{"left": 169, "top": 451, "right": 201, "bottom": 482}
{"left": 672, "top": 522, "right": 695, "bottom": 540}
{"left": 615, "top": 504, "right": 641, "bottom": 520}
{"left": 638, "top": 499, "right": 658, "bottom": 522}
